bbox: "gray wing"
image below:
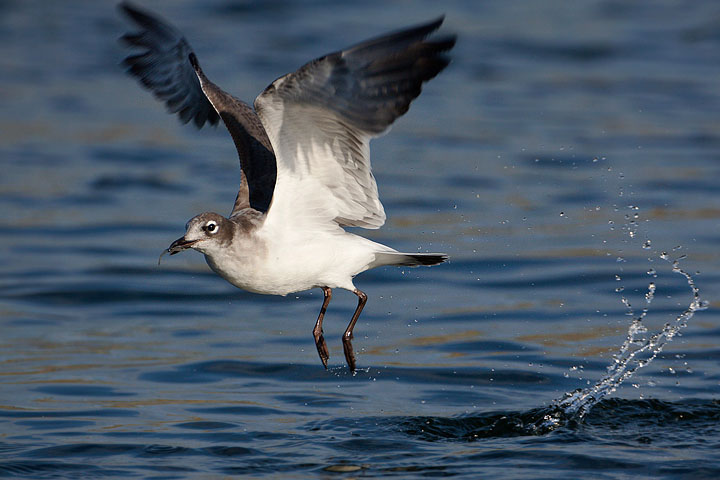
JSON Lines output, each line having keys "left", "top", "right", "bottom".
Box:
{"left": 119, "top": 1, "right": 276, "bottom": 214}
{"left": 255, "top": 17, "right": 455, "bottom": 229}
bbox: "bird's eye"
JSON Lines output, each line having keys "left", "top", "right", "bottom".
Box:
{"left": 204, "top": 221, "right": 218, "bottom": 234}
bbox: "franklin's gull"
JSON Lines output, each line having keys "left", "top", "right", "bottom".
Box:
{"left": 119, "top": 2, "right": 456, "bottom": 371}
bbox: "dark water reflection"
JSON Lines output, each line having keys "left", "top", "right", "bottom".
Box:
{"left": 2, "top": 0, "right": 719, "bottom": 478}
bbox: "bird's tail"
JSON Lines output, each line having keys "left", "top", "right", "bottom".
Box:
{"left": 372, "top": 252, "right": 448, "bottom": 268}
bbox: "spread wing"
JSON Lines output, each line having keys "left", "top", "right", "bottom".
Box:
{"left": 119, "top": 1, "right": 276, "bottom": 214}
{"left": 255, "top": 18, "right": 455, "bottom": 229}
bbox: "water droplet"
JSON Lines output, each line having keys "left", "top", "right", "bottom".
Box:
{"left": 642, "top": 240, "right": 652, "bottom": 249}
{"left": 645, "top": 283, "right": 656, "bottom": 302}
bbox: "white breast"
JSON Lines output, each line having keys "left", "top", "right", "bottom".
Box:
{"left": 203, "top": 223, "right": 382, "bottom": 296}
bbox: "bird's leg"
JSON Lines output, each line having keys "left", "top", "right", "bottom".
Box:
{"left": 313, "top": 287, "right": 332, "bottom": 368}
{"left": 342, "top": 288, "right": 368, "bottom": 372}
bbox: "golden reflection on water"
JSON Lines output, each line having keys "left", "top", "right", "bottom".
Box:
{"left": 406, "top": 330, "right": 483, "bottom": 347}
{"left": 646, "top": 207, "right": 720, "bottom": 220}
{"left": 517, "top": 326, "right": 622, "bottom": 358}
{"left": 517, "top": 326, "right": 619, "bottom": 346}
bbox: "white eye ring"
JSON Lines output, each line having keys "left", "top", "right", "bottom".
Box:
{"left": 204, "top": 221, "right": 218, "bottom": 234}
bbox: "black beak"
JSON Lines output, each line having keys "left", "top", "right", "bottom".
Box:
{"left": 158, "top": 236, "right": 198, "bottom": 265}
{"left": 167, "top": 236, "right": 198, "bottom": 255}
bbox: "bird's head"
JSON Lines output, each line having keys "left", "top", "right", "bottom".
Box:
{"left": 160, "top": 212, "right": 232, "bottom": 262}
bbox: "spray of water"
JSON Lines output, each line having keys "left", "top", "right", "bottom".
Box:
{"left": 545, "top": 255, "right": 707, "bottom": 426}
{"left": 534, "top": 207, "right": 709, "bottom": 432}
{"left": 417, "top": 202, "right": 709, "bottom": 440}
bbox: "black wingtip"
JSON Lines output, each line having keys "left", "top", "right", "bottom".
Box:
{"left": 408, "top": 15, "right": 447, "bottom": 39}
{"left": 345, "top": 15, "right": 454, "bottom": 60}
{"left": 188, "top": 52, "right": 210, "bottom": 86}
{"left": 118, "top": 1, "right": 170, "bottom": 33}
{"left": 118, "top": 1, "right": 143, "bottom": 21}
{"left": 428, "top": 15, "right": 446, "bottom": 31}
{"left": 188, "top": 52, "right": 200, "bottom": 72}
{"left": 434, "top": 34, "right": 457, "bottom": 51}
{"left": 404, "top": 15, "right": 445, "bottom": 37}
{"left": 427, "top": 16, "right": 456, "bottom": 50}
{"left": 117, "top": 2, "right": 141, "bottom": 45}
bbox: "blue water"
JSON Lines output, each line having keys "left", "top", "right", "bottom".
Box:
{"left": 2, "top": 0, "right": 719, "bottom": 478}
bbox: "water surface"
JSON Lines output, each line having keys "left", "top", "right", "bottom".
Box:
{"left": 1, "top": 0, "right": 719, "bottom": 478}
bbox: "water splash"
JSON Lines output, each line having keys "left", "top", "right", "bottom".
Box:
{"left": 412, "top": 200, "right": 709, "bottom": 439}
{"left": 428, "top": 249, "right": 710, "bottom": 439}
{"left": 534, "top": 251, "right": 708, "bottom": 432}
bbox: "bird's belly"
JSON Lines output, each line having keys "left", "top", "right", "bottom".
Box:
{"left": 204, "top": 253, "right": 300, "bottom": 295}
{"left": 203, "top": 238, "right": 371, "bottom": 295}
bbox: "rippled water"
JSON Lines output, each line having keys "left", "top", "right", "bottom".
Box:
{"left": 2, "top": 1, "right": 719, "bottom": 478}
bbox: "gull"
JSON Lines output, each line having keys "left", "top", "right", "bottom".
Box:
{"left": 119, "top": 2, "right": 455, "bottom": 371}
